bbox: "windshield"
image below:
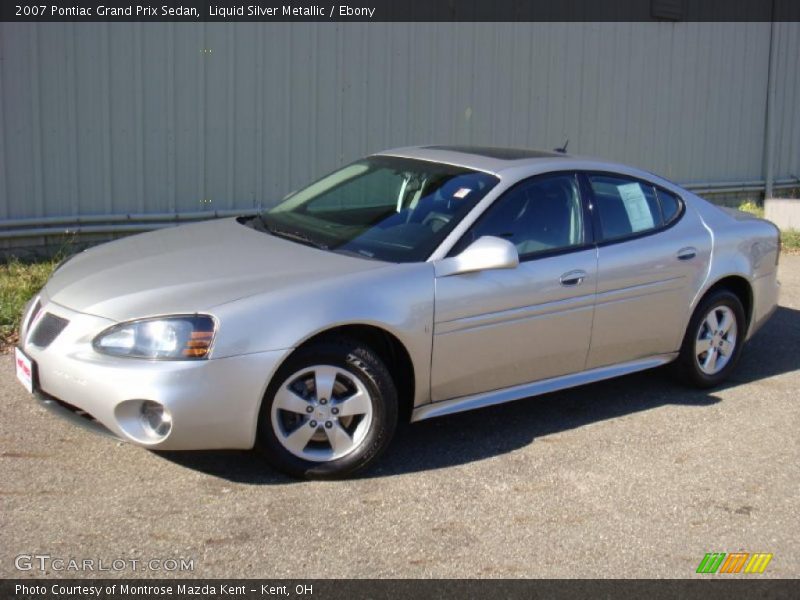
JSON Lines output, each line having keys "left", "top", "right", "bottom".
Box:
{"left": 260, "top": 156, "right": 499, "bottom": 262}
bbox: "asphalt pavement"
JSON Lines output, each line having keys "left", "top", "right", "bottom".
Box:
{"left": 2, "top": 257, "right": 799, "bottom": 579}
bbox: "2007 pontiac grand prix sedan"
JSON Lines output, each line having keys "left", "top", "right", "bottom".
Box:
{"left": 15, "top": 146, "right": 780, "bottom": 479}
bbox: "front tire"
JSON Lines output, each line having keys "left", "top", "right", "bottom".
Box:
{"left": 675, "top": 289, "right": 746, "bottom": 388}
{"left": 256, "top": 337, "right": 398, "bottom": 479}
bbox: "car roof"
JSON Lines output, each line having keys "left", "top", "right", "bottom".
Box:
{"left": 372, "top": 144, "right": 677, "bottom": 190}
{"left": 372, "top": 144, "right": 586, "bottom": 174}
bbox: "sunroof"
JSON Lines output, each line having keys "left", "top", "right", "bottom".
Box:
{"left": 424, "top": 145, "right": 563, "bottom": 160}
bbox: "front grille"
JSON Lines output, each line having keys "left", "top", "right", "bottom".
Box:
{"left": 29, "top": 313, "right": 69, "bottom": 348}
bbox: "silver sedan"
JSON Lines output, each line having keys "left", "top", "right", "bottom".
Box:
{"left": 15, "top": 146, "right": 781, "bottom": 478}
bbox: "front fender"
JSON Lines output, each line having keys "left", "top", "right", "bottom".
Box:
{"left": 209, "top": 262, "right": 436, "bottom": 408}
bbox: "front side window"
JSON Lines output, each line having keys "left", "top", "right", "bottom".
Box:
{"left": 260, "top": 157, "right": 499, "bottom": 263}
{"left": 588, "top": 175, "right": 663, "bottom": 241}
{"left": 450, "top": 173, "right": 585, "bottom": 258}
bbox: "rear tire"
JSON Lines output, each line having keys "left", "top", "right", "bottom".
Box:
{"left": 675, "top": 289, "right": 746, "bottom": 388}
{"left": 256, "top": 337, "right": 398, "bottom": 479}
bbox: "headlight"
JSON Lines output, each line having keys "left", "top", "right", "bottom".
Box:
{"left": 93, "top": 315, "right": 216, "bottom": 360}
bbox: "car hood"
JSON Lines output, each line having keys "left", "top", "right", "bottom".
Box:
{"left": 45, "top": 218, "right": 386, "bottom": 321}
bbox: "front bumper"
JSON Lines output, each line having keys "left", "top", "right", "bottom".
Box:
{"left": 19, "top": 298, "right": 289, "bottom": 451}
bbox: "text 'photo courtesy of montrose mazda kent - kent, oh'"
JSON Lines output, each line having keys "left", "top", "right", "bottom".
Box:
{"left": 14, "top": 145, "right": 780, "bottom": 479}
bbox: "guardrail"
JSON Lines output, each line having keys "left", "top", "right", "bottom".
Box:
{"left": 0, "top": 209, "right": 260, "bottom": 240}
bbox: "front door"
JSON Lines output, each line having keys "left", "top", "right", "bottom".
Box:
{"left": 430, "top": 173, "right": 598, "bottom": 401}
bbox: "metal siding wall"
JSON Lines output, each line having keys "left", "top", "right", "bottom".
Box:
{"left": 774, "top": 22, "right": 800, "bottom": 181}
{"left": 0, "top": 22, "right": 797, "bottom": 223}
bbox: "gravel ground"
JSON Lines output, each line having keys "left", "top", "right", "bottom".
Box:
{"left": 1, "top": 257, "right": 798, "bottom": 579}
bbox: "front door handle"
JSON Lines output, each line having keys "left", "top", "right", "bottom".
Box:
{"left": 560, "top": 270, "right": 587, "bottom": 286}
{"left": 677, "top": 247, "right": 697, "bottom": 261}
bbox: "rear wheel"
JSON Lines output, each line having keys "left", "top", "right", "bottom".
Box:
{"left": 256, "top": 338, "right": 398, "bottom": 479}
{"left": 675, "top": 289, "right": 746, "bottom": 388}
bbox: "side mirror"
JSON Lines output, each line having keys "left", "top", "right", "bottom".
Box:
{"left": 435, "top": 236, "right": 519, "bottom": 278}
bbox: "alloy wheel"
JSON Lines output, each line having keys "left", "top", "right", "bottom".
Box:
{"left": 695, "top": 305, "right": 738, "bottom": 375}
{"left": 270, "top": 365, "right": 374, "bottom": 462}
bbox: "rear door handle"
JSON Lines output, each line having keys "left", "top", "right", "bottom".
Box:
{"left": 560, "top": 270, "right": 587, "bottom": 286}
{"left": 677, "top": 247, "right": 697, "bottom": 261}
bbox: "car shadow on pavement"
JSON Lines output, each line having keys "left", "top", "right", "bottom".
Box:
{"left": 157, "top": 306, "right": 800, "bottom": 483}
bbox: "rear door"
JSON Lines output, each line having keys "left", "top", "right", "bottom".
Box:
{"left": 583, "top": 173, "right": 712, "bottom": 368}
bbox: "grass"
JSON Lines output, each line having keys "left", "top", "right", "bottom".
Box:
{"left": 782, "top": 229, "right": 800, "bottom": 252}
{"left": 0, "top": 258, "right": 58, "bottom": 350}
{"left": 737, "top": 200, "right": 764, "bottom": 219}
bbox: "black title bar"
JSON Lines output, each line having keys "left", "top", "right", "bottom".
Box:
{"left": 2, "top": 579, "right": 799, "bottom": 600}
{"left": 2, "top": 0, "right": 800, "bottom": 22}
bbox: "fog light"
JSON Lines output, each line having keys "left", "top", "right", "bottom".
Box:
{"left": 140, "top": 401, "right": 172, "bottom": 438}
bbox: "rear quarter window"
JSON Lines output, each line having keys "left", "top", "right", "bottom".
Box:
{"left": 656, "top": 188, "right": 682, "bottom": 225}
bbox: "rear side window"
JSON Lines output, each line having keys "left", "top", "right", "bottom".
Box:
{"left": 656, "top": 188, "right": 681, "bottom": 225}
{"left": 588, "top": 175, "right": 662, "bottom": 241}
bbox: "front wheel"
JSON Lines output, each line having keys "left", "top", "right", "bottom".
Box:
{"left": 675, "top": 289, "right": 746, "bottom": 388}
{"left": 256, "top": 338, "right": 398, "bottom": 479}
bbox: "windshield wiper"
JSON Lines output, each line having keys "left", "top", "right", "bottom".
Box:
{"left": 262, "top": 220, "right": 329, "bottom": 250}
